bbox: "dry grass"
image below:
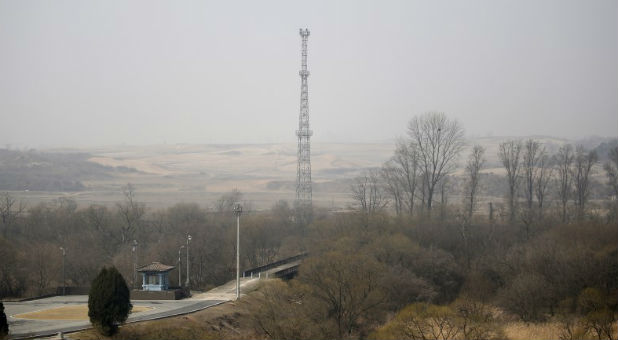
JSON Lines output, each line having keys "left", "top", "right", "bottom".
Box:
{"left": 72, "top": 295, "right": 261, "bottom": 340}
{"left": 14, "top": 305, "right": 151, "bottom": 320}
{"left": 15, "top": 138, "right": 586, "bottom": 210}
{"left": 504, "top": 321, "right": 564, "bottom": 340}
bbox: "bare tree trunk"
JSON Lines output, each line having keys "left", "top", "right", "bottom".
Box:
{"left": 390, "top": 140, "right": 419, "bottom": 216}
{"left": 116, "top": 183, "right": 145, "bottom": 244}
{"left": 535, "top": 151, "right": 553, "bottom": 219}
{"left": 604, "top": 146, "right": 618, "bottom": 223}
{"left": 420, "top": 171, "right": 428, "bottom": 215}
{"left": 498, "top": 140, "right": 522, "bottom": 223}
{"left": 381, "top": 162, "right": 403, "bottom": 216}
{"left": 572, "top": 145, "right": 598, "bottom": 220}
{"left": 440, "top": 177, "right": 449, "bottom": 221}
{"left": 555, "top": 144, "right": 574, "bottom": 223}
{"left": 523, "top": 139, "right": 542, "bottom": 211}
{"left": 464, "top": 145, "right": 486, "bottom": 220}
{"left": 351, "top": 170, "right": 388, "bottom": 225}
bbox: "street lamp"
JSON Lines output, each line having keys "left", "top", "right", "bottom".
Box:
{"left": 178, "top": 245, "right": 185, "bottom": 287}
{"left": 132, "top": 240, "right": 138, "bottom": 289}
{"left": 185, "top": 234, "right": 192, "bottom": 288}
{"left": 59, "top": 247, "right": 66, "bottom": 296}
{"left": 233, "top": 202, "right": 243, "bottom": 300}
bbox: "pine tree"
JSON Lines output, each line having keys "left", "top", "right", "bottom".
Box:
{"left": 88, "top": 266, "right": 132, "bottom": 336}
{"left": 0, "top": 302, "right": 8, "bottom": 340}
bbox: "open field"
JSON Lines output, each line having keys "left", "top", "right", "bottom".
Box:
{"left": 13, "top": 305, "right": 152, "bottom": 320}
{"left": 504, "top": 321, "right": 563, "bottom": 340}
{"left": 6, "top": 142, "right": 397, "bottom": 210}
{"left": 4, "top": 136, "right": 607, "bottom": 210}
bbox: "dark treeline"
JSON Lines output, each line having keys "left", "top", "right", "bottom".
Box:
{"left": 0, "top": 186, "right": 300, "bottom": 298}
{"left": 248, "top": 114, "right": 617, "bottom": 339}
{"left": 250, "top": 208, "right": 617, "bottom": 339}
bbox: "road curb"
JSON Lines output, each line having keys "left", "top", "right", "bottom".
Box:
{"left": 8, "top": 300, "right": 230, "bottom": 340}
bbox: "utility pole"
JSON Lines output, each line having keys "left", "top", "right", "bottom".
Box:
{"left": 178, "top": 245, "right": 185, "bottom": 287}
{"left": 296, "top": 28, "right": 313, "bottom": 210}
{"left": 59, "top": 247, "right": 66, "bottom": 296}
{"left": 185, "top": 234, "right": 191, "bottom": 288}
{"left": 234, "top": 202, "right": 242, "bottom": 300}
{"left": 132, "top": 240, "right": 138, "bottom": 289}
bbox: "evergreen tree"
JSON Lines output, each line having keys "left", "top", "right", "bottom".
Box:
{"left": 0, "top": 302, "right": 8, "bottom": 340}
{"left": 88, "top": 266, "right": 132, "bottom": 336}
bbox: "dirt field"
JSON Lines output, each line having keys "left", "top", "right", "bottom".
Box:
{"left": 14, "top": 142, "right": 396, "bottom": 210}
{"left": 11, "top": 137, "right": 582, "bottom": 210}
{"left": 73, "top": 299, "right": 257, "bottom": 339}
{"left": 14, "top": 305, "right": 152, "bottom": 320}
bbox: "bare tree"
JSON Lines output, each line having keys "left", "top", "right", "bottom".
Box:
{"left": 299, "top": 251, "right": 387, "bottom": 338}
{"left": 116, "top": 183, "right": 145, "bottom": 243}
{"left": 30, "top": 243, "right": 59, "bottom": 295}
{"left": 603, "top": 146, "right": 618, "bottom": 223}
{"left": 350, "top": 169, "right": 388, "bottom": 222}
{"left": 458, "top": 146, "right": 485, "bottom": 269}
{"left": 0, "top": 192, "right": 24, "bottom": 237}
{"left": 603, "top": 146, "right": 618, "bottom": 199}
{"left": 419, "top": 171, "right": 429, "bottom": 214}
{"left": 498, "top": 140, "right": 522, "bottom": 222}
{"left": 555, "top": 144, "right": 574, "bottom": 223}
{"left": 439, "top": 177, "right": 450, "bottom": 221}
{"left": 215, "top": 189, "right": 243, "bottom": 213}
{"left": 391, "top": 140, "right": 420, "bottom": 216}
{"left": 571, "top": 145, "right": 597, "bottom": 220}
{"left": 534, "top": 151, "right": 553, "bottom": 218}
{"left": 464, "top": 145, "right": 486, "bottom": 220}
{"left": 522, "top": 139, "right": 542, "bottom": 211}
{"left": 407, "top": 112, "right": 465, "bottom": 215}
{"left": 381, "top": 161, "right": 404, "bottom": 216}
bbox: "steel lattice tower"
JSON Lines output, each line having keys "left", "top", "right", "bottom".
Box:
{"left": 296, "top": 28, "right": 313, "bottom": 206}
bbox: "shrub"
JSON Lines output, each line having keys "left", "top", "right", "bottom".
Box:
{"left": 370, "top": 301, "right": 504, "bottom": 340}
{"left": 578, "top": 288, "right": 616, "bottom": 340}
{"left": 498, "top": 272, "right": 549, "bottom": 321}
{"left": 88, "top": 266, "right": 132, "bottom": 336}
{"left": 0, "top": 302, "right": 8, "bottom": 340}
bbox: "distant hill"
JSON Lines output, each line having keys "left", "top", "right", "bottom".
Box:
{"left": 593, "top": 139, "right": 618, "bottom": 161}
{"left": 0, "top": 149, "right": 136, "bottom": 191}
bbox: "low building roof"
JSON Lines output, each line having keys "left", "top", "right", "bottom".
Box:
{"left": 137, "top": 262, "right": 175, "bottom": 273}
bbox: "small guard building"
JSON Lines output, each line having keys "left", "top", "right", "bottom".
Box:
{"left": 137, "top": 262, "right": 175, "bottom": 291}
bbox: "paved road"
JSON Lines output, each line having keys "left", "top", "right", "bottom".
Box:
{"left": 4, "top": 277, "right": 259, "bottom": 339}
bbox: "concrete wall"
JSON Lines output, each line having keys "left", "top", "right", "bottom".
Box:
{"left": 130, "top": 288, "right": 188, "bottom": 300}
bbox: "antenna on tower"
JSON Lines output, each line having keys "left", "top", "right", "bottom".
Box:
{"left": 296, "top": 28, "right": 313, "bottom": 218}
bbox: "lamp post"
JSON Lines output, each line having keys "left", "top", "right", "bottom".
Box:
{"left": 178, "top": 245, "right": 185, "bottom": 287}
{"left": 233, "top": 202, "right": 242, "bottom": 300}
{"left": 185, "top": 234, "right": 192, "bottom": 288}
{"left": 59, "top": 247, "right": 66, "bottom": 296}
{"left": 132, "top": 240, "right": 138, "bottom": 289}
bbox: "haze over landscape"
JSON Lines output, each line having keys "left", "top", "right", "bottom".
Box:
{"left": 0, "top": 2, "right": 617, "bottom": 340}
{"left": 1, "top": 0, "right": 616, "bottom": 148}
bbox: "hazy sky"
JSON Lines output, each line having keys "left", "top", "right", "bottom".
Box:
{"left": 1, "top": 1, "right": 616, "bottom": 147}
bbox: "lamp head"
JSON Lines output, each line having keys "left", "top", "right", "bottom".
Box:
{"left": 233, "top": 202, "right": 243, "bottom": 216}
